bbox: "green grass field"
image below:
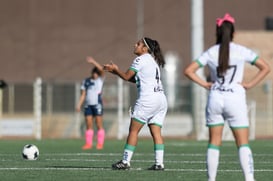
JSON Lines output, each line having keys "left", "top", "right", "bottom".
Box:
{"left": 0, "top": 139, "right": 273, "bottom": 181}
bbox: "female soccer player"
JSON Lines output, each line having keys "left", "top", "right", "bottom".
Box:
{"left": 104, "top": 37, "right": 167, "bottom": 170}
{"left": 184, "top": 13, "right": 270, "bottom": 181}
{"left": 76, "top": 57, "right": 105, "bottom": 150}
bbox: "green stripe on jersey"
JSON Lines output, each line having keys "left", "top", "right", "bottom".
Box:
{"left": 251, "top": 56, "right": 259, "bottom": 65}
{"left": 129, "top": 67, "right": 138, "bottom": 72}
{"left": 195, "top": 59, "right": 204, "bottom": 67}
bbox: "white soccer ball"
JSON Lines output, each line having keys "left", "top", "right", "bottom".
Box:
{"left": 22, "top": 144, "right": 39, "bottom": 160}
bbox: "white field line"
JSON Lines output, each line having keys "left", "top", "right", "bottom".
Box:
{"left": 1, "top": 158, "right": 273, "bottom": 165}
{"left": 1, "top": 153, "right": 272, "bottom": 157}
{"left": 41, "top": 158, "right": 273, "bottom": 165}
{"left": 0, "top": 167, "right": 273, "bottom": 172}
{"left": 42, "top": 153, "right": 273, "bottom": 157}
{"left": 1, "top": 152, "right": 273, "bottom": 172}
{"left": 45, "top": 159, "right": 205, "bottom": 163}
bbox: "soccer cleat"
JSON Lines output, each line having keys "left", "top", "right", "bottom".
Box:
{"left": 82, "top": 144, "right": 92, "bottom": 150}
{"left": 112, "top": 160, "right": 130, "bottom": 170}
{"left": 148, "top": 164, "right": 164, "bottom": 171}
{"left": 96, "top": 144, "right": 103, "bottom": 150}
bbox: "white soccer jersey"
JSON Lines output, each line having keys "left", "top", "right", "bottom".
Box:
{"left": 129, "top": 53, "right": 164, "bottom": 99}
{"left": 129, "top": 53, "right": 167, "bottom": 126}
{"left": 196, "top": 42, "right": 259, "bottom": 127}
{"left": 197, "top": 42, "right": 258, "bottom": 92}
{"left": 81, "top": 77, "right": 104, "bottom": 106}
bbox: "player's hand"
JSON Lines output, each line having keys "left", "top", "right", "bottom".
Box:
{"left": 86, "top": 56, "right": 96, "bottom": 64}
{"left": 103, "top": 62, "right": 118, "bottom": 73}
{"left": 204, "top": 82, "right": 213, "bottom": 90}
{"left": 240, "top": 82, "right": 252, "bottom": 90}
{"left": 76, "top": 106, "right": 81, "bottom": 112}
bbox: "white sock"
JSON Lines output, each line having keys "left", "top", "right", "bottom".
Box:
{"left": 239, "top": 145, "right": 255, "bottom": 181}
{"left": 207, "top": 144, "right": 220, "bottom": 181}
{"left": 155, "top": 144, "right": 164, "bottom": 166}
{"left": 122, "top": 144, "right": 136, "bottom": 165}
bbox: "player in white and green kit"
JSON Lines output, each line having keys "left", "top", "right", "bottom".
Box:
{"left": 184, "top": 13, "right": 270, "bottom": 181}
{"left": 104, "top": 37, "right": 167, "bottom": 170}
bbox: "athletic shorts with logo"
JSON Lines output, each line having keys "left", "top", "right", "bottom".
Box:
{"left": 84, "top": 104, "right": 103, "bottom": 116}
{"left": 206, "top": 85, "right": 248, "bottom": 128}
{"left": 131, "top": 93, "right": 167, "bottom": 127}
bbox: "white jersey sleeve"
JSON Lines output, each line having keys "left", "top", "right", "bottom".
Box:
{"left": 239, "top": 45, "right": 259, "bottom": 65}
{"left": 130, "top": 57, "right": 143, "bottom": 73}
{"left": 196, "top": 48, "right": 213, "bottom": 67}
{"left": 80, "top": 79, "right": 86, "bottom": 90}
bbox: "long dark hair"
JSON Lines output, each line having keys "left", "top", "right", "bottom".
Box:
{"left": 216, "top": 21, "right": 234, "bottom": 75}
{"left": 143, "top": 37, "right": 165, "bottom": 68}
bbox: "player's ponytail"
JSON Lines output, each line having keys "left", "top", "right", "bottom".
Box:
{"left": 216, "top": 19, "right": 235, "bottom": 75}
{"left": 143, "top": 37, "right": 165, "bottom": 68}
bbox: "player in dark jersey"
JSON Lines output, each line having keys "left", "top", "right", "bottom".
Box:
{"left": 76, "top": 57, "right": 105, "bottom": 150}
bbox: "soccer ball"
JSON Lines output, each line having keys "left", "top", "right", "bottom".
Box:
{"left": 22, "top": 144, "right": 39, "bottom": 160}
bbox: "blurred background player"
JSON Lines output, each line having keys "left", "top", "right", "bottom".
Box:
{"left": 184, "top": 13, "right": 270, "bottom": 181}
{"left": 104, "top": 37, "right": 167, "bottom": 170}
{"left": 76, "top": 57, "right": 105, "bottom": 150}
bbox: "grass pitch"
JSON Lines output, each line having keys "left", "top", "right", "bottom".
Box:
{"left": 0, "top": 139, "right": 273, "bottom": 181}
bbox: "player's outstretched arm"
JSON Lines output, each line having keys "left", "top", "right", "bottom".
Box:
{"left": 104, "top": 62, "right": 135, "bottom": 82}
{"left": 86, "top": 56, "right": 105, "bottom": 76}
{"left": 241, "top": 58, "right": 270, "bottom": 90}
{"left": 184, "top": 61, "right": 212, "bottom": 90}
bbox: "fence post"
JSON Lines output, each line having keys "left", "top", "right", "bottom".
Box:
{"left": 249, "top": 101, "right": 256, "bottom": 140}
{"left": 117, "top": 78, "right": 123, "bottom": 140}
{"left": 191, "top": 0, "right": 207, "bottom": 140}
{"left": 34, "top": 77, "right": 42, "bottom": 140}
{"left": 8, "top": 85, "right": 14, "bottom": 115}
{"left": 46, "top": 83, "right": 53, "bottom": 116}
{"left": 74, "top": 82, "right": 81, "bottom": 138}
{"left": 267, "top": 81, "right": 272, "bottom": 132}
